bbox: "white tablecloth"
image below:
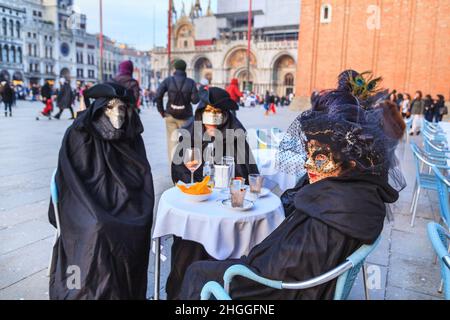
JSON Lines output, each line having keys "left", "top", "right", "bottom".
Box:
{"left": 152, "top": 187, "right": 285, "bottom": 260}
{"left": 252, "top": 148, "right": 300, "bottom": 192}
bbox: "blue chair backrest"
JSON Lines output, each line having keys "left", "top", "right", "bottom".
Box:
{"left": 427, "top": 222, "right": 450, "bottom": 300}
{"left": 433, "top": 167, "right": 450, "bottom": 228}
{"left": 51, "top": 170, "right": 59, "bottom": 205}
{"left": 334, "top": 236, "right": 381, "bottom": 300}
{"left": 410, "top": 143, "right": 425, "bottom": 183}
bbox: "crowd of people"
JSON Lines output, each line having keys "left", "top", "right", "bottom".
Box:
{"left": 388, "top": 90, "right": 447, "bottom": 136}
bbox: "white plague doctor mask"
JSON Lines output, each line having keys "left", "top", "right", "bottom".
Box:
{"left": 202, "top": 105, "right": 224, "bottom": 126}
{"left": 104, "top": 98, "right": 127, "bottom": 129}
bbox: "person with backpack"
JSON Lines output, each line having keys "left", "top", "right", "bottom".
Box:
{"left": 156, "top": 59, "right": 200, "bottom": 162}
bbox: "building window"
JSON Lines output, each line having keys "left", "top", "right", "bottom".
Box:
{"left": 2, "top": 18, "right": 6, "bottom": 35}
{"left": 184, "top": 40, "right": 188, "bottom": 48}
{"left": 9, "top": 19, "right": 13, "bottom": 36}
{"left": 11, "top": 46, "right": 16, "bottom": 63}
{"left": 15, "top": 21, "right": 20, "bottom": 38}
{"left": 320, "top": 4, "right": 332, "bottom": 24}
{"left": 4, "top": 45, "right": 8, "bottom": 62}
{"left": 18, "top": 47, "right": 22, "bottom": 63}
{"left": 0, "top": 46, "right": 2, "bottom": 62}
{"left": 284, "top": 73, "right": 294, "bottom": 86}
{"left": 29, "top": 63, "right": 33, "bottom": 72}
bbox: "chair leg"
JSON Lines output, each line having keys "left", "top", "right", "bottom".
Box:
{"left": 362, "top": 264, "right": 370, "bottom": 300}
{"left": 409, "top": 182, "right": 418, "bottom": 213}
{"left": 438, "top": 279, "right": 444, "bottom": 294}
{"left": 410, "top": 187, "right": 421, "bottom": 227}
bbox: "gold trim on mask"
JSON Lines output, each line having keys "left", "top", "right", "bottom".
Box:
{"left": 305, "top": 140, "right": 342, "bottom": 174}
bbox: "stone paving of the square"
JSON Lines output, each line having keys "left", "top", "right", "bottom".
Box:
{"left": 0, "top": 100, "right": 445, "bottom": 300}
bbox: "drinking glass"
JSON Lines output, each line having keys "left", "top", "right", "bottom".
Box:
{"left": 249, "top": 174, "right": 264, "bottom": 197}
{"left": 230, "top": 180, "right": 247, "bottom": 208}
{"left": 184, "top": 147, "right": 202, "bottom": 184}
{"left": 222, "top": 156, "right": 235, "bottom": 180}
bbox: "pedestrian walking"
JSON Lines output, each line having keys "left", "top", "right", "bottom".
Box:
{"left": 36, "top": 80, "right": 54, "bottom": 120}
{"left": 435, "top": 94, "right": 446, "bottom": 122}
{"left": 401, "top": 93, "right": 411, "bottom": 118}
{"left": 424, "top": 94, "right": 434, "bottom": 122}
{"left": 265, "top": 92, "right": 277, "bottom": 116}
{"left": 409, "top": 91, "right": 425, "bottom": 135}
{"left": 113, "top": 60, "right": 140, "bottom": 109}
{"left": 54, "top": 78, "right": 75, "bottom": 120}
{"left": 226, "top": 78, "right": 243, "bottom": 117}
{"left": 1, "top": 81, "right": 15, "bottom": 117}
{"left": 155, "top": 59, "right": 200, "bottom": 162}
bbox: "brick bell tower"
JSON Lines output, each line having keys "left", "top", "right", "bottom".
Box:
{"left": 291, "top": 0, "right": 450, "bottom": 111}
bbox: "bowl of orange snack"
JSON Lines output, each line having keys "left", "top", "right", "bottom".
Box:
{"left": 176, "top": 176, "right": 213, "bottom": 202}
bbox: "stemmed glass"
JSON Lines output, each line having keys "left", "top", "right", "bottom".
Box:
{"left": 184, "top": 147, "right": 202, "bottom": 184}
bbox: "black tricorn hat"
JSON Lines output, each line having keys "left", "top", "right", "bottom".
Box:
{"left": 198, "top": 86, "right": 237, "bottom": 111}
{"left": 84, "top": 82, "right": 132, "bottom": 102}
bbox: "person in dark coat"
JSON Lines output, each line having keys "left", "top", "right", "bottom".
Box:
{"left": 48, "top": 82, "right": 155, "bottom": 300}
{"left": 178, "top": 72, "right": 406, "bottom": 300}
{"left": 434, "top": 94, "right": 446, "bottom": 122}
{"left": 38, "top": 80, "right": 54, "bottom": 119}
{"left": 156, "top": 59, "right": 200, "bottom": 162}
{"left": 113, "top": 60, "right": 140, "bottom": 108}
{"left": 167, "top": 86, "right": 259, "bottom": 300}
{"left": 424, "top": 94, "right": 435, "bottom": 122}
{"left": 54, "top": 78, "right": 75, "bottom": 120}
{"left": 1, "top": 81, "right": 15, "bottom": 117}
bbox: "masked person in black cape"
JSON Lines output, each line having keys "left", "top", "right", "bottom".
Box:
{"left": 48, "top": 82, "right": 155, "bottom": 300}
{"left": 178, "top": 71, "right": 407, "bottom": 300}
{"left": 167, "top": 86, "right": 259, "bottom": 300}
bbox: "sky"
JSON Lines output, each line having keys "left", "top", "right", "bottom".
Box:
{"left": 74, "top": 0, "right": 217, "bottom": 51}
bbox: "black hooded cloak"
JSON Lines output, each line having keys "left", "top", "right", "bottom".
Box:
{"left": 167, "top": 87, "right": 259, "bottom": 300}
{"left": 179, "top": 174, "right": 398, "bottom": 300}
{"left": 48, "top": 83, "right": 155, "bottom": 300}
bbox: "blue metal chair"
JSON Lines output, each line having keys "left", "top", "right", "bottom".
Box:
{"left": 404, "top": 118, "right": 413, "bottom": 141}
{"left": 424, "top": 139, "right": 450, "bottom": 158}
{"left": 423, "top": 130, "right": 447, "bottom": 144}
{"left": 409, "top": 143, "right": 450, "bottom": 227}
{"left": 201, "top": 237, "right": 381, "bottom": 300}
{"left": 427, "top": 222, "right": 450, "bottom": 300}
{"left": 47, "top": 170, "right": 61, "bottom": 277}
{"left": 432, "top": 167, "right": 450, "bottom": 229}
{"left": 423, "top": 120, "right": 444, "bottom": 134}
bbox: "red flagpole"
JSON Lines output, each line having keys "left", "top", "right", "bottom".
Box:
{"left": 168, "top": 0, "right": 173, "bottom": 76}
{"left": 247, "top": 0, "right": 252, "bottom": 91}
{"left": 99, "top": 0, "right": 104, "bottom": 82}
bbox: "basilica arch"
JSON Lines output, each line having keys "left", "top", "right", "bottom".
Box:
{"left": 223, "top": 46, "right": 257, "bottom": 91}
{"left": 175, "top": 22, "right": 195, "bottom": 50}
{"left": 192, "top": 56, "right": 213, "bottom": 83}
{"left": 272, "top": 53, "right": 296, "bottom": 97}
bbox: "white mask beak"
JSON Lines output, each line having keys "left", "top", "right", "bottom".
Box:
{"left": 105, "top": 98, "right": 127, "bottom": 129}
{"left": 202, "top": 111, "right": 224, "bottom": 126}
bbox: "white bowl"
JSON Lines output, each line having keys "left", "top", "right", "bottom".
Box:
{"left": 179, "top": 189, "right": 213, "bottom": 202}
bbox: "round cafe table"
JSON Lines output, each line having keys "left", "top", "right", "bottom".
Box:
{"left": 151, "top": 187, "right": 285, "bottom": 300}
